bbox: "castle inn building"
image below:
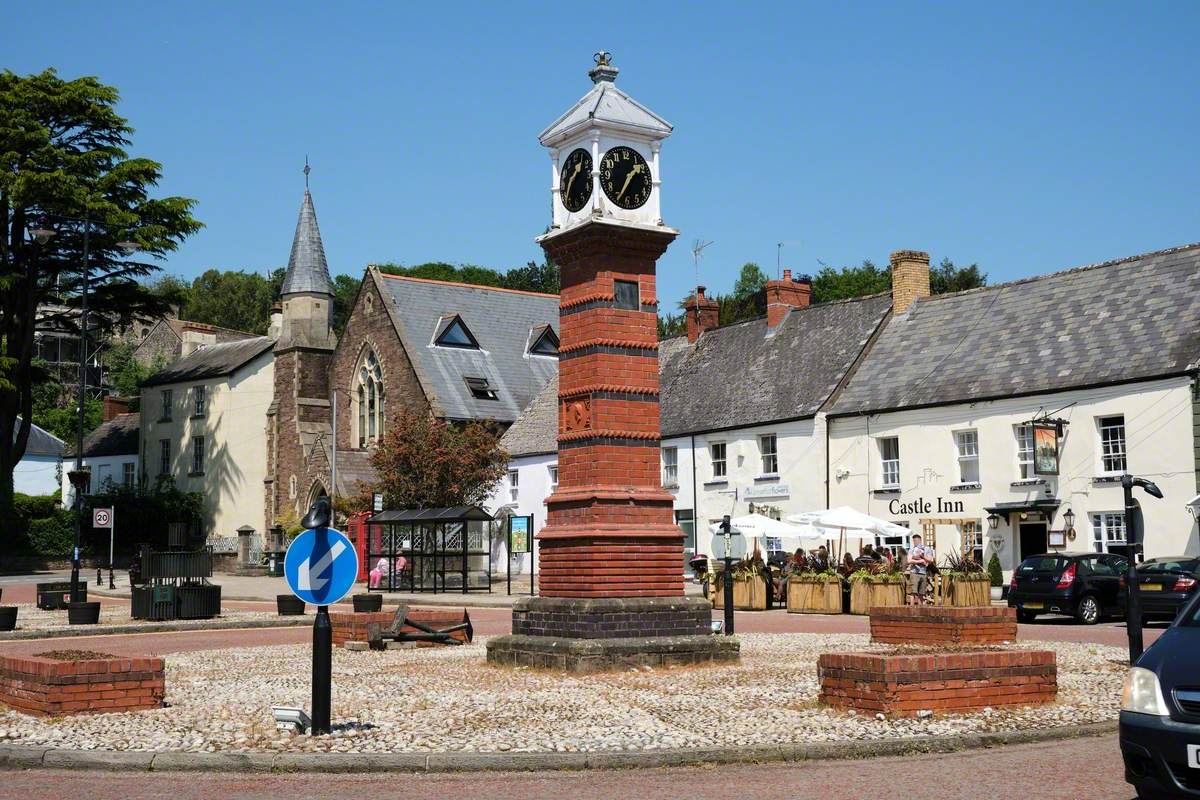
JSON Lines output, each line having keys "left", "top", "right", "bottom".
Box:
{"left": 493, "top": 246, "right": 1200, "bottom": 577}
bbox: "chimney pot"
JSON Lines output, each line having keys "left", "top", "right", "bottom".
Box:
{"left": 764, "top": 269, "right": 812, "bottom": 328}
{"left": 684, "top": 286, "right": 720, "bottom": 343}
{"left": 782, "top": 269, "right": 792, "bottom": 281}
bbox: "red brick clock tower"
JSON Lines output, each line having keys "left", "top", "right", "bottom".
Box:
{"left": 487, "top": 53, "right": 738, "bottom": 672}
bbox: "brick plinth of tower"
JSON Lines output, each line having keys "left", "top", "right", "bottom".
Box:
{"left": 487, "top": 219, "right": 738, "bottom": 671}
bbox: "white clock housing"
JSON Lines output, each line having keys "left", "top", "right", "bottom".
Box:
{"left": 539, "top": 52, "right": 672, "bottom": 232}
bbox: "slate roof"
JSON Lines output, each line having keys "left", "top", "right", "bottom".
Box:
{"left": 16, "top": 417, "right": 66, "bottom": 457}
{"left": 539, "top": 66, "right": 672, "bottom": 146}
{"left": 377, "top": 273, "right": 559, "bottom": 424}
{"left": 659, "top": 294, "right": 893, "bottom": 436}
{"left": 499, "top": 376, "right": 558, "bottom": 457}
{"left": 70, "top": 412, "right": 140, "bottom": 458}
{"left": 141, "top": 336, "right": 274, "bottom": 387}
{"left": 332, "top": 449, "right": 377, "bottom": 498}
{"left": 828, "top": 242, "right": 1200, "bottom": 416}
{"left": 280, "top": 190, "right": 334, "bottom": 296}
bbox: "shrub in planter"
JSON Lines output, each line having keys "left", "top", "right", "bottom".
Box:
{"left": 987, "top": 553, "right": 1005, "bottom": 600}
{"left": 848, "top": 568, "right": 906, "bottom": 614}
{"left": 787, "top": 572, "right": 842, "bottom": 614}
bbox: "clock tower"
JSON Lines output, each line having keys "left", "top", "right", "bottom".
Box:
{"left": 487, "top": 53, "right": 738, "bottom": 672}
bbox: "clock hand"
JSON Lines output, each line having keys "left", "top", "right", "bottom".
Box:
{"left": 563, "top": 161, "right": 582, "bottom": 198}
{"left": 615, "top": 163, "right": 643, "bottom": 201}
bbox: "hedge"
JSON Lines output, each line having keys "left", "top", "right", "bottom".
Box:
{"left": 24, "top": 510, "right": 76, "bottom": 557}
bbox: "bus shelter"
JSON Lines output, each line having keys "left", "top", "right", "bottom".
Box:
{"left": 365, "top": 506, "right": 495, "bottom": 594}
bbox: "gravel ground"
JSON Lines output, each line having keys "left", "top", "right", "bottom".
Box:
{"left": 0, "top": 634, "right": 1126, "bottom": 754}
{"left": 1, "top": 604, "right": 283, "bottom": 633}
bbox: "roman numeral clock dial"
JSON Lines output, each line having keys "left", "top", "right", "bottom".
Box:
{"left": 559, "top": 148, "right": 593, "bottom": 212}
{"left": 600, "top": 145, "right": 652, "bottom": 210}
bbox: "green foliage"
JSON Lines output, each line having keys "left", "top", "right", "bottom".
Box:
{"left": 331, "top": 273, "right": 361, "bottom": 334}
{"left": 0, "top": 68, "right": 201, "bottom": 517}
{"left": 987, "top": 552, "right": 1004, "bottom": 587}
{"left": 102, "top": 341, "right": 154, "bottom": 404}
{"left": 732, "top": 263, "right": 769, "bottom": 299}
{"left": 147, "top": 274, "right": 191, "bottom": 311}
{"left": 25, "top": 511, "right": 75, "bottom": 557}
{"left": 180, "top": 268, "right": 280, "bottom": 335}
{"left": 931, "top": 258, "right": 988, "bottom": 295}
{"left": 375, "top": 260, "right": 559, "bottom": 295}
{"left": 83, "top": 477, "right": 203, "bottom": 556}
{"left": 366, "top": 408, "right": 508, "bottom": 510}
{"left": 30, "top": 361, "right": 102, "bottom": 444}
{"left": 811, "top": 260, "right": 891, "bottom": 303}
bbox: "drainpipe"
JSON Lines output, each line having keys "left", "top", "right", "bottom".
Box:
{"left": 824, "top": 415, "right": 831, "bottom": 508}
{"left": 690, "top": 433, "right": 699, "bottom": 551}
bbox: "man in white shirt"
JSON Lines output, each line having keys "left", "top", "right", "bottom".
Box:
{"left": 907, "top": 533, "right": 935, "bottom": 604}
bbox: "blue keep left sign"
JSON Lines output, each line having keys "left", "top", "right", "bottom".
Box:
{"left": 284, "top": 527, "right": 359, "bottom": 606}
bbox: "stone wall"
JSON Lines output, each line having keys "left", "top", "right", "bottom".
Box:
{"left": 869, "top": 606, "right": 1018, "bottom": 645}
{"left": 818, "top": 649, "right": 1056, "bottom": 717}
{"left": 510, "top": 596, "right": 711, "bottom": 639}
{"left": 0, "top": 653, "right": 165, "bottom": 716}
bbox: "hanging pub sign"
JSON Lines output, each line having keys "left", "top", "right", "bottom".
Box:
{"left": 1032, "top": 421, "right": 1060, "bottom": 476}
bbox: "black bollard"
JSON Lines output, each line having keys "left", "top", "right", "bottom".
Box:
{"left": 312, "top": 605, "right": 332, "bottom": 735}
{"left": 723, "top": 555, "right": 735, "bottom": 635}
{"left": 1122, "top": 474, "right": 1162, "bottom": 664}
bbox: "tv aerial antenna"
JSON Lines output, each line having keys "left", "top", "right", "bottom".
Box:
{"left": 692, "top": 239, "right": 714, "bottom": 326}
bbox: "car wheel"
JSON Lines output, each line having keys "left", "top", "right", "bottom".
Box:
{"left": 1076, "top": 594, "right": 1101, "bottom": 625}
{"left": 1017, "top": 610, "right": 1038, "bottom": 623}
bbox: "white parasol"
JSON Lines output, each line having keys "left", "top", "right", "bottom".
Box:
{"left": 787, "top": 506, "right": 901, "bottom": 559}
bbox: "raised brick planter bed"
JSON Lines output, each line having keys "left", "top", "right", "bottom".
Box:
{"left": 0, "top": 651, "right": 165, "bottom": 716}
{"left": 330, "top": 609, "right": 471, "bottom": 648}
{"left": 818, "top": 648, "right": 1056, "bottom": 717}
{"left": 870, "top": 605, "right": 1017, "bottom": 645}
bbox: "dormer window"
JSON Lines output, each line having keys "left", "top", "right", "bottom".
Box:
{"left": 528, "top": 326, "right": 559, "bottom": 357}
{"left": 465, "top": 376, "right": 498, "bottom": 401}
{"left": 435, "top": 315, "right": 480, "bottom": 349}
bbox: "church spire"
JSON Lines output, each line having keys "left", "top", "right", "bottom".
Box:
{"left": 281, "top": 162, "right": 334, "bottom": 297}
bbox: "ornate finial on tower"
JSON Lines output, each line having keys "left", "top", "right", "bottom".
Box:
{"left": 303, "top": 156, "right": 310, "bottom": 189}
{"left": 588, "top": 50, "right": 619, "bottom": 84}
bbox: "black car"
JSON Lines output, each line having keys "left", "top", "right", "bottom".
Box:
{"left": 1136, "top": 557, "right": 1200, "bottom": 621}
{"left": 1120, "top": 590, "right": 1200, "bottom": 798}
{"left": 1007, "top": 551, "right": 1127, "bottom": 625}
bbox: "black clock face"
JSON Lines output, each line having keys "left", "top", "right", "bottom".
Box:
{"left": 600, "top": 146, "right": 652, "bottom": 210}
{"left": 559, "top": 148, "right": 593, "bottom": 212}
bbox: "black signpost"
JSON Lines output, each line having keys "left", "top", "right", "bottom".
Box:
{"left": 721, "top": 515, "right": 735, "bottom": 636}
{"left": 1122, "top": 474, "right": 1163, "bottom": 664}
{"left": 312, "top": 604, "right": 332, "bottom": 735}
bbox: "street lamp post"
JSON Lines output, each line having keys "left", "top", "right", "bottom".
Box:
{"left": 1121, "top": 473, "right": 1163, "bottom": 664}
{"left": 30, "top": 217, "right": 139, "bottom": 607}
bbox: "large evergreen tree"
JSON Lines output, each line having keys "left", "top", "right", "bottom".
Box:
{"left": 0, "top": 69, "right": 201, "bottom": 518}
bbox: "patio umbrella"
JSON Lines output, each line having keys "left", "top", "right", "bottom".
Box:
{"left": 788, "top": 506, "right": 897, "bottom": 560}
{"left": 708, "top": 514, "right": 823, "bottom": 556}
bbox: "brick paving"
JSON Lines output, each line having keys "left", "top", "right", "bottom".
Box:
{"left": 0, "top": 735, "right": 1133, "bottom": 799}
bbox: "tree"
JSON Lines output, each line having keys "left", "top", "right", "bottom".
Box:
{"left": 30, "top": 363, "right": 100, "bottom": 444}
{"left": 732, "top": 262, "right": 768, "bottom": 299}
{"left": 376, "top": 260, "right": 560, "bottom": 294}
{"left": 331, "top": 273, "right": 361, "bottom": 334}
{"left": 931, "top": 258, "right": 987, "bottom": 295}
{"left": 103, "top": 340, "right": 157, "bottom": 404}
{"left": 180, "top": 268, "right": 277, "bottom": 334}
{"left": 810, "top": 257, "right": 987, "bottom": 304}
{"left": 0, "top": 69, "right": 201, "bottom": 518}
{"left": 366, "top": 408, "right": 507, "bottom": 510}
{"left": 501, "top": 261, "right": 559, "bottom": 294}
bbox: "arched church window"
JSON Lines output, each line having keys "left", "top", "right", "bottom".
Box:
{"left": 357, "top": 350, "right": 385, "bottom": 447}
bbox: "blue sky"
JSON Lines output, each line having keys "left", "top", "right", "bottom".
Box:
{"left": 6, "top": 2, "right": 1199, "bottom": 307}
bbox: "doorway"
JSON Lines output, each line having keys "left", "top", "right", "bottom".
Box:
{"left": 1018, "top": 522, "right": 1048, "bottom": 562}
{"left": 676, "top": 509, "right": 695, "bottom": 574}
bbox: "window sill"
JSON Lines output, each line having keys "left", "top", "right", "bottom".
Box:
{"left": 1093, "top": 475, "right": 1123, "bottom": 484}
{"left": 950, "top": 482, "right": 981, "bottom": 492}
{"left": 754, "top": 474, "right": 780, "bottom": 483}
{"left": 703, "top": 480, "right": 729, "bottom": 489}
{"left": 1010, "top": 479, "right": 1045, "bottom": 487}
{"left": 663, "top": 483, "right": 680, "bottom": 490}
{"left": 873, "top": 488, "right": 900, "bottom": 496}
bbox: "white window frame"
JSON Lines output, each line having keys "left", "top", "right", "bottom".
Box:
{"left": 548, "top": 464, "right": 558, "bottom": 489}
{"left": 1091, "top": 512, "right": 1127, "bottom": 554}
{"left": 1015, "top": 424, "right": 1035, "bottom": 480}
{"left": 878, "top": 436, "right": 900, "bottom": 489}
{"left": 661, "top": 446, "right": 678, "bottom": 487}
{"left": 122, "top": 462, "right": 135, "bottom": 489}
{"left": 193, "top": 385, "right": 206, "bottom": 417}
{"left": 710, "top": 441, "right": 727, "bottom": 479}
{"left": 954, "top": 429, "right": 979, "bottom": 484}
{"left": 759, "top": 433, "right": 778, "bottom": 476}
{"left": 1098, "top": 415, "right": 1127, "bottom": 475}
{"left": 191, "top": 436, "right": 205, "bottom": 475}
{"left": 507, "top": 470, "right": 519, "bottom": 503}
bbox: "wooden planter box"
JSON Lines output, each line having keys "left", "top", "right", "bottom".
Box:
{"left": 949, "top": 576, "right": 991, "bottom": 607}
{"left": 711, "top": 575, "right": 768, "bottom": 610}
{"left": 787, "top": 577, "right": 842, "bottom": 614}
{"left": 848, "top": 579, "right": 905, "bottom": 615}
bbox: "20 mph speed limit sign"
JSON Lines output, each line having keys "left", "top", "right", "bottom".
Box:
{"left": 92, "top": 508, "right": 113, "bottom": 529}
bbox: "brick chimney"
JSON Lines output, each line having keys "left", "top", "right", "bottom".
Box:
{"left": 890, "top": 250, "right": 931, "bottom": 314}
{"left": 764, "top": 269, "right": 812, "bottom": 328}
{"left": 102, "top": 396, "right": 131, "bottom": 422}
{"left": 683, "top": 286, "right": 720, "bottom": 343}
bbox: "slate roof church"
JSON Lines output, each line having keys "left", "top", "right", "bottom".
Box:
{"left": 142, "top": 180, "right": 558, "bottom": 540}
